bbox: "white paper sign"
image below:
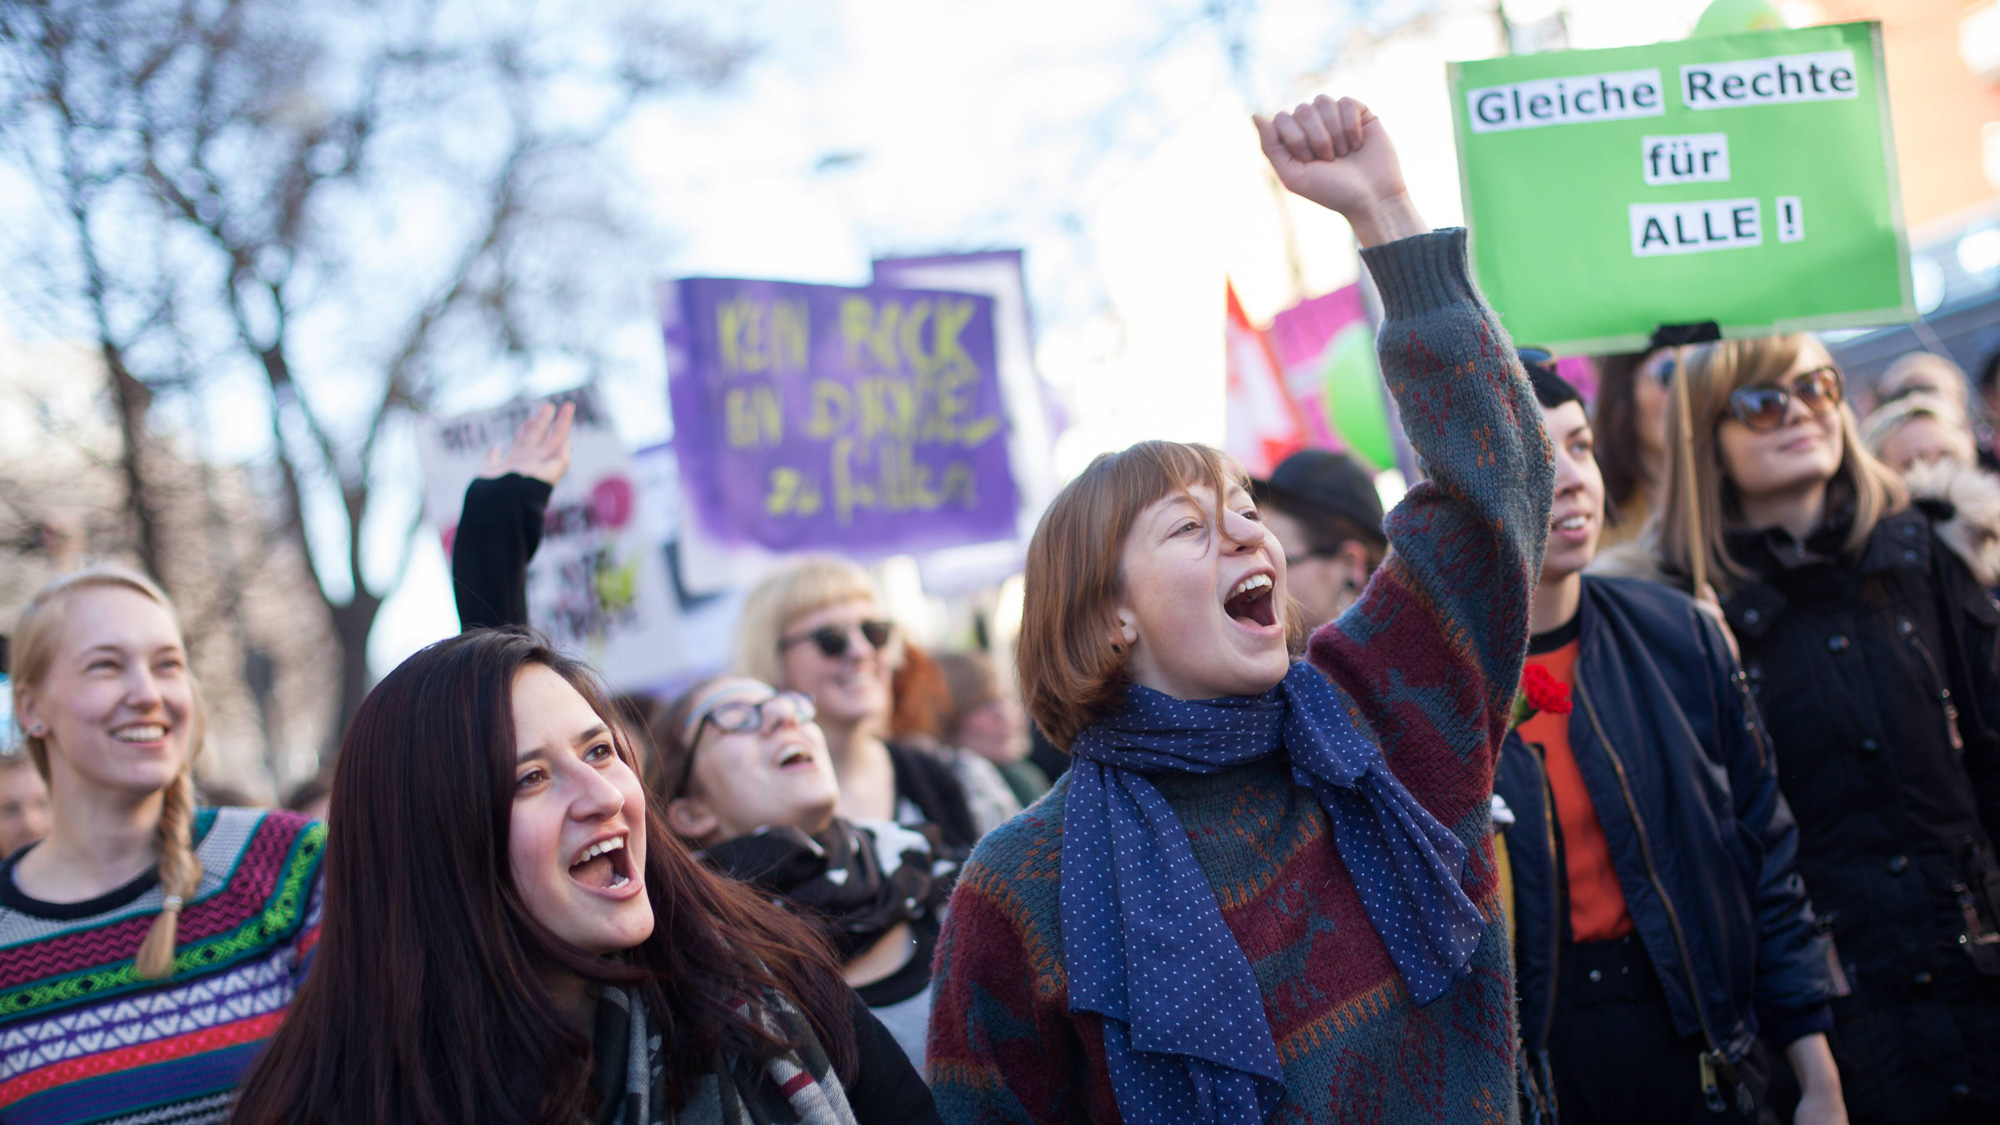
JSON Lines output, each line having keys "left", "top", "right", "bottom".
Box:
{"left": 417, "top": 385, "right": 683, "bottom": 689}
{"left": 1680, "top": 51, "right": 1859, "bottom": 110}
{"left": 1641, "top": 134, "right": 1731, "bottom": 185}
{"left": 1464, "top": 69, "right": 1666, "bottom": 133}
{"left": 1628, "top": 198, "right": 1763, "bottom": 257}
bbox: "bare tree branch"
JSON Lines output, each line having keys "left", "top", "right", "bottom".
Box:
{"left": 0, "top": 0, "right": 750, "bottom": 747}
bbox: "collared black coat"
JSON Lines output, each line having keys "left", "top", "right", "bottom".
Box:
{"left": 1497, "top": 576, "right": 1839, "bottom": 1088}
{"left": 1720, "top": 505, "right": 2000, "bottom": 1124}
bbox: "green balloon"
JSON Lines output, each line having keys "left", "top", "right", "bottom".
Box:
{"left": 1693, "top": 0, "right": 1788, "bottom": 37}
{"left": 1321, "top": 324, "right": 1395, "bottom": 472}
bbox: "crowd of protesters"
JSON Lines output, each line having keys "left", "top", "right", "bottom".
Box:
{"left": 1, "top": 91, "right": 1999, "bottom": 1125}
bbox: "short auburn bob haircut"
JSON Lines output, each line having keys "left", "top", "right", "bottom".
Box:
{"left": 1019, "top": 440, "right": 1307, "bottom": 750}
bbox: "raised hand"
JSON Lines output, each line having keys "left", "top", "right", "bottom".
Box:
{"left": 481, "top": 401, "right": 575, "bottom": 486}
{"left": 1254, "top": 95, "right": 1425, "bottom": 248}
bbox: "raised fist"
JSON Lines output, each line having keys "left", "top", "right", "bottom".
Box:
{"left": 1255, "top": 96, "right": 1423, "bottom": 248}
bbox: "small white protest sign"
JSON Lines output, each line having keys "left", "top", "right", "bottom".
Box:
{"left": 417, "top": 385, "right": 682, "bottom": 689}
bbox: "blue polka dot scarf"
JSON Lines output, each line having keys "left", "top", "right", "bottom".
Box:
{"left": 1061, "top": 661, "right": 1487, "bottom": 1125}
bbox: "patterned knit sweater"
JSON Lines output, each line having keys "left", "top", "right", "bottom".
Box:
{"left": 0, "top": 807, "right": 325, "bottom": 1125}
{"left": 925, "top": 229, "right": 1549, "bottom": 1125}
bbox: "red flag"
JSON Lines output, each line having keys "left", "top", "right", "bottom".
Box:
{"left": 1223, "top": 280, "right": 1308, "bottom": 477}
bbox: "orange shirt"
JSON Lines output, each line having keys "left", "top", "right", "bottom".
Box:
{"left": 1517, "top": 638, "right": 1635, "bottom": 942}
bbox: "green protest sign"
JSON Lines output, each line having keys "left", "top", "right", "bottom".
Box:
{"left": 1448, "top": 22, "right": 1911, "bottom": 353}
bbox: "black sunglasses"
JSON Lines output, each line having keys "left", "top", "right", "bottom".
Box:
{"left": 779, "top": 619, "right": 894, "bottom": 659}
{"left": 1725, "top": 365, "right": 1845, "bottom": 433}
{"left": 673, "top": 691, "right": 818, "bottom": 798}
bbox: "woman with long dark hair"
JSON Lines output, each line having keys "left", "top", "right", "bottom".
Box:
{"left": 1592, "top": 349, "right": 1667, "bottom": 547}
{"left": 229, "top": 629, "right": 935, "bottom": 1125}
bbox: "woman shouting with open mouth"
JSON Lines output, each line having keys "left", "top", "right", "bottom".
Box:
{"left": 925, "top": 95, "right": 1550, "bottom": 1124}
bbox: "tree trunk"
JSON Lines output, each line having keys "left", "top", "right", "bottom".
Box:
{"left": 101, "top": 341, "right": 169, "bottom": 587}
{"left": 327, "top": 590, "right": 380, "bottom": 761}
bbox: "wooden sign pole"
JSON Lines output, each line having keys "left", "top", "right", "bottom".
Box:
{"left": 1672, "top": 344, "right": 1707, "bottom": 596}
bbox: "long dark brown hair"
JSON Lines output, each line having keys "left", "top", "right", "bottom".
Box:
{"left": 230, "top": 630, "right": 855, "bottom": 1125}
{"left": 1591, "top": 351, "right": 1652, "bottom": 524}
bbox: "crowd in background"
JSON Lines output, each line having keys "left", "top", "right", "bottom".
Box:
{"left": 2, "top": 94, "right": 2000, "bottom": 1125}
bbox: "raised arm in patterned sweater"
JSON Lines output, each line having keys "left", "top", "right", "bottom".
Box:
{"left": 1305, "top": 228, "right": 1550, "bottom": 840}
{"left": 922, "top": 229, "right": 1543, "bottom": 1122}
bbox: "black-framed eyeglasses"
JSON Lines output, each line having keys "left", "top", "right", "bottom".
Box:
{"left": 1725, "top": 365, "right": 1845, "bottom": 433}
{"left": 779, "top": 620, "right": 893, "bottom": 659}
{"left": 673, "top": 691, "right": 817, "bottom": 798}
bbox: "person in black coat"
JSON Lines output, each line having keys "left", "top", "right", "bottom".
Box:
{"left": 1497, "top": 359, "right": 1846, "bottom": 1125}
{"left": 1639, "top": 334, "right": 2000, "bottom": 1125}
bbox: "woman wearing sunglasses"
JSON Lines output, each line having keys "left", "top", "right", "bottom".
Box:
{"left": 646, "top": 676, "right": 953, "bottom": 1068}
{"left": 1647, "top": 334, "right": 2000, "bottom": 1125}
{"left": 733, "top": 559, "right": 981, "bottom": 853}
{"left": 230, "top": 630, "right": 937, "bottom": 1124}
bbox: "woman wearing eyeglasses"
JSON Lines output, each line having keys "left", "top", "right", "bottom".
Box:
{"left": 645, "top": 676, "right": 953, "bottom": 1068}
{"left": 733, "top": 558, "right": 981, "bottom": 853}
{"left": 1645, "top": 334, "right": 2000, "bottom": 1125}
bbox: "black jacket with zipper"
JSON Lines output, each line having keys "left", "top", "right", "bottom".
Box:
{"left": 1719, "top": 503, "right": 2000, "bottom": 1124}
{"left": 1496, "top": 574, "right": 1840, "bottom": 1080}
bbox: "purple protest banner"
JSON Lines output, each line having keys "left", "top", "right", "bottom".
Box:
{"left": 662, "top": 277, "right": 1018, "bottom": 557}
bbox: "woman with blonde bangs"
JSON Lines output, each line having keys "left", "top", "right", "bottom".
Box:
{"left": 0, "top": 567, "right": 325, "bottom": 1125}
{"left": 1861, "top": 392, "right": 1977, "bottom": 473}
{"left": 733, "top": 558, "right": 981, "bottom": 851}
{"left": 1860, "top": 394, "right": 2000, "bottom": 590}
{"left": 929, "top": 96, "right": 1549, "bottom": 1125}
{"left": 1651, "top": 335, "right": 2000, "bottom": 1124}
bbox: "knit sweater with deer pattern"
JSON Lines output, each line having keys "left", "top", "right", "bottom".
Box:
{"left": 925, "top": 229, "right": 1548, "bottom": 1125}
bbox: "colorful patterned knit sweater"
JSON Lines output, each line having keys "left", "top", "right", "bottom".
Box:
{"left": 0, "top": 808, "right": 325, "bottom": 1125}
{"left": 925, "top": 229, "right": 1549, "bottom": 1125}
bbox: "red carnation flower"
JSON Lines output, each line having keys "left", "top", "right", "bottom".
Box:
{"left": 1520, "top": 665, "right": 1572, "bottom": 716}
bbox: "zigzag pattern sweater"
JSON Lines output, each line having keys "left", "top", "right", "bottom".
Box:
{"left": 0, "top": 808, "right": 325, "bottom": 1125}
{"left": 925, "top": 230, "right": 1549, "bottom": 1125}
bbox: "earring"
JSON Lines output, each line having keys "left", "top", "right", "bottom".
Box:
{"left": 27, "top": 724, "right": 45, "bottom": 737}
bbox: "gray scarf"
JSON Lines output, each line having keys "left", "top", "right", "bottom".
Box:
{"left": 591, "top": 987, "right": 859, "bottom": 1125}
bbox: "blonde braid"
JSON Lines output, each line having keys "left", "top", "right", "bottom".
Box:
{"left": 134, "top": 766, "right": 203, "bottom": 980}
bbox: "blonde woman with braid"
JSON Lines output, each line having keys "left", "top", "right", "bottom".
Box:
{"left": 0, "top": 568, "right": 326, "bottom": 1125}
